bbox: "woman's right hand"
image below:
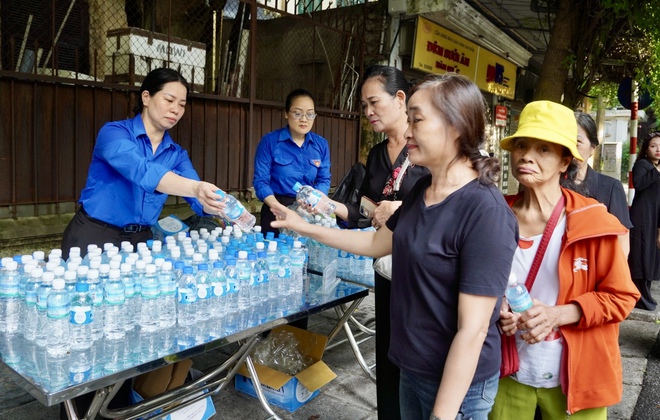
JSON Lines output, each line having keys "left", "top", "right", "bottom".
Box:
{"left": 270, "top": 204, "right": 309, "bottom": 234}
{"left": 499, "top": 297, "right": 522, "bottom": 336}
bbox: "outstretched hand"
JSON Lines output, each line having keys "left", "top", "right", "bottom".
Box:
{"left": 270, "top": 204, "right": 308, "bottom": 234}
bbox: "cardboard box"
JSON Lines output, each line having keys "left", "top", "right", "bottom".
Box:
{"left": 151, "top": 214, "right": 189, "bottom": 242}
{"left": 131, "top": 360, "right": 216, "bottom": 420}
{"left": 104, "top": 27, "right": 206, "bottom": 91}
{"left": 234, "top": 325, "right": 337, "bottom": 412}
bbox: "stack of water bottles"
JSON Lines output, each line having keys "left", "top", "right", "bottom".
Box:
{"left": 0, "top": 186, "right": 372, "bottom": 392}
{"left": 0, "top": 225, "right": 312, "bottom": 392}
{"left": 294, "top": 183, "right": 375, "bottom": 288}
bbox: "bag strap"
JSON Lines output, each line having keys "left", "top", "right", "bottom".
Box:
{"left": 524, "top": 195, "right": 565, "bottom": 291}
{"left": 393, "top": 156, "right": 411, "bottom": 192}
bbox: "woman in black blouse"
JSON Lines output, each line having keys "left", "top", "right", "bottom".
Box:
{"left": 329, "top": 65, "right": 428, "bottom": 420}
{"left": 574, "top": 111, "right": 632, "bottom": 256}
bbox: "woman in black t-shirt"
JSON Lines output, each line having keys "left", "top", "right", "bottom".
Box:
{"left": 272, "top": 74, "right": 517, "bottom": 420}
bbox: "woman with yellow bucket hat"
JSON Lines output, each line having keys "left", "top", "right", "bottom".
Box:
{"left": 489, "top": 101, "right": 639, "bottom": 419}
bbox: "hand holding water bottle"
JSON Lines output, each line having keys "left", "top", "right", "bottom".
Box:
{"left": 293, "top": 182, "right": 336, "bottom": 219}
{"left": 215, "top": 189, "right": 256, "bottom": 232}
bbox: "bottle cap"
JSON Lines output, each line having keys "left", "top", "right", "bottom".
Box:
{"left": 507, "top": 272, "right": 518, "bottom": 287}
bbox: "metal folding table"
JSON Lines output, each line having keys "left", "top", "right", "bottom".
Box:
{"left": 0, "top": 279, "right": 368, "bottom": 420}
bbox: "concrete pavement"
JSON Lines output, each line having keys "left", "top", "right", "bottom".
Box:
{"left": 1, "top": 283, "right": 659, "bottom": 420}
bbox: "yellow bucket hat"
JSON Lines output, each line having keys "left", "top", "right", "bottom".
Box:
{"left": 500, "top": 100, "right": 582, "bottom": 161}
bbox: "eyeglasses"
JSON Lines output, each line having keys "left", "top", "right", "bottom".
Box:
{"left": 289, "top": 111, "right": 317, "bottom": 120}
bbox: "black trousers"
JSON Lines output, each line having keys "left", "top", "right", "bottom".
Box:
{"left": 61, "top": 207, "right": 153, "bottom": 260}
{"left": 259, "top": 195, "right": 296, "bottom": 238}
{"left": 633, "top": 278, "right": 657, "bottom": 310}
{"left": 375, "top": 273, "right": 401, "bottom": 420}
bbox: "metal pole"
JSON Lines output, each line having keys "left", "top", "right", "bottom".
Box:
{"left": 628, "top": 79, "right": 639, "bottom": 205}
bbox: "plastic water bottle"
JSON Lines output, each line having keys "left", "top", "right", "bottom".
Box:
{"left": 35, "top": 270, "right": 53, "bottom": 384}
{"left": 103, "top": 268, "right": 126, "bottom": 373}
{"left": 254, "top": 249, "right": 270, "bottom": 322}
{"left": 157, "top": 261, "right": 177, "bottom": 355}
{"left": 290, "top": 241, "right": 305, "bottom": 295}
{"left": 216, "top": 189, "right": 256, "bottom": 232}
{"left": 0, "top": 260, "right": 22, "bottom": 367}
{"left": 22, "top": 268, "right": 43, "bottom": 378}
{"left": 46, "top": 278, "right": 70, "bottom": 390}
{"left": 208, "top": 261, "right": 227, "bottom": 340}
{"left": 137, "top": 264, "right": 161, "bottom": 363}
{"left": 69, "top": 281, "right": 93, "bottom": 385}
{"left": 236, "top": 251, "right": 251, "bottom": 328}
{"left": 505, "top": 272, "right": 533, "bottom": 313}
{"left": 337, "top": 250, "right": 350, "bottom": 279}
{"left": 194, "top": 263, "right": 212, "bottom": 344}
{"left": 247, "top": 253, "right": 260, "bottom": 325}
{"left": 118, "top": 263, "right": 138, "bottom": 365}
{"left": 266, "top": 241, "right": 280, "bottom": 300}
{"left": 278, "top": 246, "right": 292, "bottom": 297}
{"left": 224, "top": 258, "right": 240, "bottom": 333}
{"left": 176, "top": 266, "right": 198, "bottom": 350}
{"left": 293, "top": 182, "right": 336, "bottom": 219}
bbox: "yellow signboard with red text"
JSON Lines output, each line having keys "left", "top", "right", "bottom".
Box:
{"left": 412, "top": 16, "right": 517, "bottom": 100}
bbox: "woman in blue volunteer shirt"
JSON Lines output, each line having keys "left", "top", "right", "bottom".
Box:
{"left": 253, "top": 88, "right": 331, "bottom": 237}
{"left": 61, "top": 68, "right": 225, "bottom": 260}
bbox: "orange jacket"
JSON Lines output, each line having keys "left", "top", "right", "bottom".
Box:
{"left": 506, "top": 188, "right": 640, "bottom": 413}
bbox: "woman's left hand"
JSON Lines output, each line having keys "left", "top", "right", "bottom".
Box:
{"left": 370, "top": 201, "right": 401, "bottom": 229}
{"left": 518, "top": 299, "right": 560, "bottom": 344}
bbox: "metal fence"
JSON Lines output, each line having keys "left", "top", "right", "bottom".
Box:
{"left": 0, "top": 0, "right": 382, "bottom": 219}
{"left": 1, "top": 0, "right": 368, "bottom": 111}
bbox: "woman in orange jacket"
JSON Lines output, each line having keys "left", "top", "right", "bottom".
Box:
{"left": 490, "top": 101, "right": 640, "bottom": 419}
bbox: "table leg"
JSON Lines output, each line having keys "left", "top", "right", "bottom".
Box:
{"left": 244, "top": 356, "right": 283, "bottom": 420}
{"left": 325, "top": 297, "right": 365, "bottom": 345}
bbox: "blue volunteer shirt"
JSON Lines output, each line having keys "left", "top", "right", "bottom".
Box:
{"left": 79, "top": 115, "right": 205, "bottom": 227}
{"left": 253, "top": 126, "right": 331, "bottom": 201}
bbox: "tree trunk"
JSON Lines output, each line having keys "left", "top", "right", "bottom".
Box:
{"left": 533, "top": 0, "right": 579, "bottom": 102}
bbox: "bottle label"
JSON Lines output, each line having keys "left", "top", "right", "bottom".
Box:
{"left": 48, "top": 303, "right": 69, "bottom": 319}
{"left": 25, "top": 290, "right": 38, "bottom": 305}
{"left": 105, "top": 290, "right": 125, "bottom": 305}
{"left": 178, "top": 288, "right": 197, "bottom": 304}
{"left": 70, "top": 307, "right": 93, "bottom": 325}
{"left": 507, "top": 294, "right": 533, "bottom": 313}
{"left": 258, "top": 270, "right": 269, "bottom": 285}
{"left": 69, "top": 367, "right": 91, "bottom": 384}
{"left": 224, "top": 201, "right": 246, "bottom": 220}
{"left": 0, "top": 283, "right": 19, "bottom": 297}
{"left": 212, "top": 282, "right": 225, "bottom": 297}
{"left": 227, "top": 280, "right": 239, "bottom": 294}
{"left": 124, "top": 283, "right": 136, "bottom": 297}
{"left": 141, "top": 284, "right": 160, "bottom": 299}
{"left": 306, "top": 190, "right": 322, "bottom": 207}
{"left": 197, "top": 284, "right": 211, "bottom": 299}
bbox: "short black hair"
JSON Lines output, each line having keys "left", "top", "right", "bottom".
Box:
{"left": 133, "top": 68, "right": 189, "bottom": 115}
{"left": 285, "top": 89, "right": 315, "bottom": 112}
{"left": 358, "top": 65, "right": 410, "bottom": 99}
{"left": 574, "top": 111, "right": 599, "bottom": 148}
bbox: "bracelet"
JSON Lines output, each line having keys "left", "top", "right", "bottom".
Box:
{"left": 429, "top": 414, "right": 447, "bottom": 420}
